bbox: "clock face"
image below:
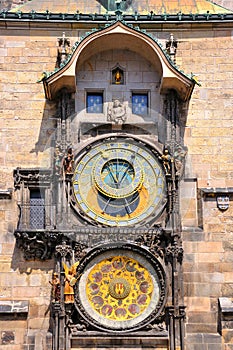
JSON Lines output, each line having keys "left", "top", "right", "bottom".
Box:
{"left": 76, "top": 247, "right": 167, "bottom": 332}
{"left": 72, "top": 138, "right": 166, "bottom": 226}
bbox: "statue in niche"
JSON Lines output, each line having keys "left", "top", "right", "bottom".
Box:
{"left": 63, "top": 262, "right": 80, "bottom": 304}
{"left": 112, "top": 67, "right": 124, "bottom": 85}
{"left": 107, "top": 99, "right": 127, "bottom": 124}
{"left": 114, "top": 70, "right": 122, "bottom": 84}
{"left": 159, "top": 148, "right": 172, "bottom": 176}
{"left": 173, "top": 144, "right": 187, "bottom": 177}
{"left": 49, "top": 272, "right": 61, "bottom": 302}
{"left": 57, "top": 32, "right": 71, "bottom": 68}
{"left": 54, "top": 146, "right": 63, "bottom": 175}
{"left": 63, "top": 147, "right": 74, "bottom": 174}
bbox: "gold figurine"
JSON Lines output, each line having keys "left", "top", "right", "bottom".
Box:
{"left": 63, "top": 261, "right": 80, "bottom": 303}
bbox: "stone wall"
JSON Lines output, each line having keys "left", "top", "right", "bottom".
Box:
{"left": 176, "top": 25, "right": 233, "bottom": 350}
{"left": 0, "top": 27, "right": 60, "bottom": 349}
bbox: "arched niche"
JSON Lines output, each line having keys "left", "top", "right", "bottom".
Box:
{"left": 43, "top": 21, "right": 195, "bottom": 102}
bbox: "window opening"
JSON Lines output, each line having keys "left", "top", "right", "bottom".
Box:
{"left": 30, "top": 189, "right": 45, "bottom": 229}
{"left": 86, "top": 92, "right": 103, "bottom": 113}
{"left": 132, "top": 93, "right": 148, "bottom": 115}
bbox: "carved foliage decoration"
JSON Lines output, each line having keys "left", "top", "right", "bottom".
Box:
{"left": 165, "top": 235, "right": 183, "bottom": 264}
{"left": 135, "top": 226, "right": 165, "bottom": 259}
{"left": 14, "top": 168, "right": 52, "bottom": 188}
{"left": 14, "top": 231, "right": 63, "bottom": 260}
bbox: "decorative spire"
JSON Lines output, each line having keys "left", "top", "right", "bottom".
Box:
{"left": 57, "top": 32, "right": 71, "bottom": 67}
{"left": 166, "top": 33, "right": 178, "bottom": 64}
{"left": 115, "top": 0, "right": 128, "bottom": 17}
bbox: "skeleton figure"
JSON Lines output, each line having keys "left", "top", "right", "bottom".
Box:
{"left": 159, "top": 148, "right": 171, "bottom": 176}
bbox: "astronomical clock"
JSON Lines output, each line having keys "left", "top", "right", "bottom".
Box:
{"left": 14, "top": 18, "right": 191, "bottom": 350}
{"left": 66, "top": 135, "right": 170, "bottom": 338}
{"left": 72, "top": 137, "right": 167, "bottom": 227}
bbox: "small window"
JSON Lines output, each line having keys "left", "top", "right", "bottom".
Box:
{"left": 30, "top": 189, "right": 45, "bottom": 229}
{"left": 14, "top": 169, "right": 50, "bottom": 231}
{"left": 132, "top": 93, "right": 148, "bottom": 115}
{"left": 86, "top": 92, "right": 103, "bottom": 113}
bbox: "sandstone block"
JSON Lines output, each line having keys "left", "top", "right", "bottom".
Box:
{"left": 185, "top": 297, "right": 211, "bottom": 312}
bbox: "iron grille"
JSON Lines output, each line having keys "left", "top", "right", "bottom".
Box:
{"left": 30, "top": 190, "right": 45, "bottom": 229}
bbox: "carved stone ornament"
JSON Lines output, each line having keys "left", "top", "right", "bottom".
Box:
{"left": 14, "top": 231, "right": 63, "bottom": 260}
{"left": 135, "top": 226, "right": 165, "bottom": 259}
{"left": 217, "top": 195, "right": 230, "bottom": 210}
{"left": 55, "top": 243, "right": 73, "bottom": 259}
{"left": 165, "top": 242, "right": 183, "bottom": 264}
{"left": 14, "top": 227, "right": 168, "bottom": 261}
{"left": 107, "top": 100, "right": 127, "bottom": 124}
{"left": 14, "top": 168, "right": 52, "bottom": 188}
{"left": 74, "top": 242, "right": 88, "bottom": 260}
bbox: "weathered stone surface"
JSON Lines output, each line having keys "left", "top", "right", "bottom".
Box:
{"left": 0, "top": 300, "right": 28, "bottom": 314}
{"left": 1, "top": 331, "right": 15, "bottom": 345}
{"left": 185, "top": 333, "right": 222, "bottom": 350}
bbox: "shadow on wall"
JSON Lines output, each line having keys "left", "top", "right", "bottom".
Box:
{"left": 11, "top": 243, "right": 54, "bottom": 273}
{"left": 29, "top": 99, "right": 57, "bottom": 155}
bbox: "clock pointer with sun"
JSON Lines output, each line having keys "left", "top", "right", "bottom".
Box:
{"left": 72, "top": 138, "right": 167, "bottom": 226}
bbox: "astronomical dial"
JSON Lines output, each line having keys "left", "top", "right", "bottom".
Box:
{"left": 76, "top": 247, "right": 167, "bottom": 332}
{"left": 72, "top": 138, "right": 167, "bottom": 226}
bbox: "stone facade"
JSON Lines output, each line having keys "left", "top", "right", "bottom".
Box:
{"left": 1, "top": 1, "right": 233, "bottom": 350}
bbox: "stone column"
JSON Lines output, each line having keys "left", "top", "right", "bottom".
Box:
{"left": 53, "top": 242, "right": 73, "bottom": 350}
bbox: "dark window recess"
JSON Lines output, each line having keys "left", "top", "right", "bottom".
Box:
{"left": 87, "top": 93, "right": 103, "bottom": 113}
{"left": 30, "top": 190, "right": 45, "bottom": 229}
{"left": 132, "top": 93, "right": 148, "bottom": 115}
